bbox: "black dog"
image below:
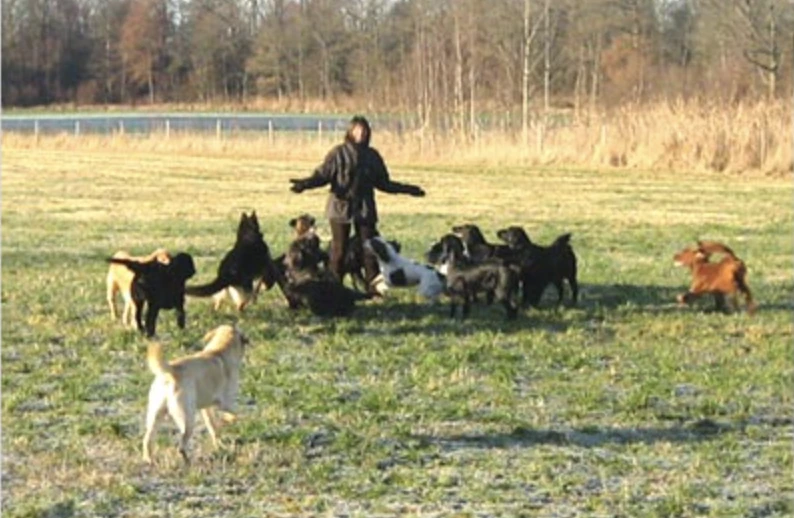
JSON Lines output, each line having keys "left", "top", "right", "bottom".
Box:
{"left": 283, "top": 275, "right": 373, "bottom": 317}
{"left": 496, "top": 226, "right": 578, "bottom": 307}
{"left": 335, "top": 234, "right": 368, "bottom": 291}
{"left": 186, "top": 211, "right": 281, "bottom": 311}
{"left": 432, "top": 234, "right": 519, "bottom": 320}
{"left": 108, "top": 252, "right": 196, "bottom": 337}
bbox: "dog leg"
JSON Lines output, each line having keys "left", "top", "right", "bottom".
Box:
{"left": 553, "top": 280, "right": 565, "bottom": 306}
{"left": 218, "top": 411, "right": 237, "bottom": 424}
{"left": 462, "top": 293, "right": 471, "bottom": 319}
{"left": 213, "top": 290, "right": 226, "bottom": 311}
{"left": 201, "top": 409, "right": 221, "bottom": 450}
{"left": 145, "top": 307, "right": 159, "bottom": 338}
{"left": 167, "top": 397, "right": 194, "bottom": 465}
{"left": 713, "top": 293, "right": 727, "bottom": 313}
{"left": 229, "top": 287, "right": 250, "bottom": 312}
{"left": 176, "top": 305, "right": 186, "bottom": 330}
{"left": 142, "top": 387, "right": 168, "bottom": 464}
{"left": 134, "top": 299, "right": 146, "bottom": 333}
{"left": 568, "top": 276, "right": 579, "bottom": 306}
{"left": 122, "top": 296, "right": 135, "bottom": 328}
{"left": 107, "top": 279, "right": 119, "bottom": 320}
{"left": 736, "top": 277, "right": 757, "bottom": 315}
{"left": 502, "top": 299, "right": 518, "bottom": 320}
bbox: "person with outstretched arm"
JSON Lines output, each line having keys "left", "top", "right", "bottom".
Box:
{"left": 289, "top": 115, "right": 425, "bottom": 294}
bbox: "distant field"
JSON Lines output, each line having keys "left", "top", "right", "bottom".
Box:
{"left": 2, "top": 144, "right": 792, "bottom": 517}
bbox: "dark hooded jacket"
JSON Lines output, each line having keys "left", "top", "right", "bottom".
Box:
{"left": 291, "top": 140, "right": 422, "bottom": 224}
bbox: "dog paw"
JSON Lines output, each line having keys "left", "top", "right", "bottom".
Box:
{"left": 219, "top": 411, "right": 237, "bottom": 424}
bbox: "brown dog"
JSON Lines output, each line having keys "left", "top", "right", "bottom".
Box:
{"left": 673, "top": 240, "right": 756, "bottom": 314}
{"left": 106, "top": 249, "right": 171, "bottom": 328}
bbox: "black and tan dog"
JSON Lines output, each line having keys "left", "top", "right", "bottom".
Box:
{"left": 431, "top": 234, "right": 519, "bottom": 320}
{"left": 452, "top": 223, "right": 514, "bottom": 263}
{"left": 108, "top": 252, "right": 196, "bottom": 337}
{"left": 276, "top": 213, "right": 329, "bottom": 282}
{"left": 186, "top": 211, "right": 280, "bottom": 311}
{"left": 497, "top": 226, "right": 578, "bottom": 308}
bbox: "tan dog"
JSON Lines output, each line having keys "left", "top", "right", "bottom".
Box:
{"left": 107, "top": 249, "right": 171, "bottom": 327}
{"left": 674, "top": 240, "right": 756, "bottom": 314}
{"left": 142, "top": 324, "right": 250, "bottom": 464}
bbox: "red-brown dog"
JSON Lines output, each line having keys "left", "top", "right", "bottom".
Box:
{"left": 673, "top": 240, "right": 756, "bottom": 314}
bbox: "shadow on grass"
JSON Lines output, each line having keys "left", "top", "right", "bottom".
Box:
{"left": 258, "top": 299, "right": 578, "bottom": 336}
{"left": 236, "top": 280, "right": 791, "bottom": 335}
{"left": 410, "top": 419, "right": 748, "bottom": 450}
{"left": 574, "top": 283, "right": 682, "bottom": 313}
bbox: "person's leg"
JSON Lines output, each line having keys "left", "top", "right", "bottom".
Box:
{"left": 329, "top": 220, "right": 351, "bottom": 281}
{"left": 355, "top": 222, "right": 381, "bottom": 288}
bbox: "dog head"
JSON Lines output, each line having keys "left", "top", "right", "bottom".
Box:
{"left": 289, "top": 214, "right": 316, "bottom": 238}
{"left": 284, "top": 233, "right": 324, "bottom": 272}
{"left": 171, "top": 252, "right": 197, "bottom": 280}
{"left": 237, "top": 211, "right": 264, "bottom": 244}
{"left": 144, "top": 248, "right": 172, "bottom": 265}
{"left": 496, "top": 226, "right": 533, "bottom": 249}
{"left": 364, "top": 236, "right": 399, "bottom": 263}
{"left": 452, "top": 224, "right": 487, "bottom": 246}
{"left": 425, "top": 241, "right": 442, "bottom": 265}
{"left": 673, "top": 245, "right": 708, "bottom": 268}
{"left": 202, "top": 324, "right": 250, "bottom": 365}
{"left": 426, "top": 234, "right": 465, "bottom": 265}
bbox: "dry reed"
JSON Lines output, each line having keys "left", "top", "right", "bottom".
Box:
{"left": 3, "top": 99, "right": 790, "bottom": 175}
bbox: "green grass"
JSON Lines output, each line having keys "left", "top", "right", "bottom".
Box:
{"left": 2, "top": 146, "right": 792, "bottom": 517}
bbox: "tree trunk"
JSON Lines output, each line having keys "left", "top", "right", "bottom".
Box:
{"left": 454, "top": 11, "right": 464, "bottom": 136}
{"left": 543, "top": 0, "right": 550, "bottom": 118}
{"left": 522, "top": 0, "right": 531, "bottom": 145}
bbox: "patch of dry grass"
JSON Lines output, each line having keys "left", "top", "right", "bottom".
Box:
{"left": 4, "top": 99, "right": 791, "bottom": 175}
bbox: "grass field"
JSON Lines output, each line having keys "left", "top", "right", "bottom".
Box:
{"left": 2, "top": 144, "right": 792, "bottom": 517}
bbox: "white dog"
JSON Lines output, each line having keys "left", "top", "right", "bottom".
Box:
{"left": 142, "top": 324, "right": 249, "bottom": 465}
{"left": 364, "top": 236, "right": 446, "bottom": 301}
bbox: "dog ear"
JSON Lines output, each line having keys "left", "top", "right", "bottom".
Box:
{"left": 289, "top": 218, "right": 298, "bottom": 228}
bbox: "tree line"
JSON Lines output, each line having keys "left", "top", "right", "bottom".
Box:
{"left": 3, "top": 0, "right": 792, "bottom": 128}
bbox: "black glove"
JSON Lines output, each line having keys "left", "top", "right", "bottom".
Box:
{"left": 407, "top": 185, "right": 426, "bottom": 197}
{"left": 289, "top": 179, "right": 306, "bottom": 194}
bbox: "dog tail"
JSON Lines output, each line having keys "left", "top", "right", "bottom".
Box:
{"left": 697, "top": 240, "right": 738, "bottom": 260}
{"left": 146, "top": 342, "right": 175, "bottom": 382}
{"left": 108, "top": 257, "right": 156, "bottom": 274}
{"left": 185, "top": 277, "right": 230, "bottom": 297}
